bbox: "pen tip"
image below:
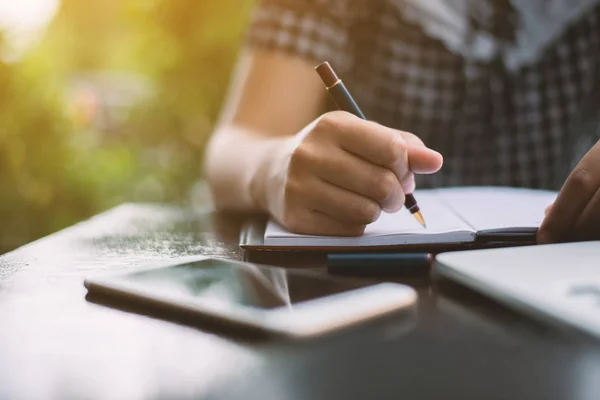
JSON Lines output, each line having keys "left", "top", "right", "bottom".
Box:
{"left": 414, "top": 211, "right": 426, "bottom": 228}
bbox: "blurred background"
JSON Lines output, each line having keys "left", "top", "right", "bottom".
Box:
{"left": 0, "top": 0, "right": 255, "bottom": 253}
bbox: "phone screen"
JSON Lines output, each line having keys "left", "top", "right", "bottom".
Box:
{"left": 119, "top": 259, "right": 367, "bottom": 309}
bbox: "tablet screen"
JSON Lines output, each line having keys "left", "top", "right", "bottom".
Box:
{"left": 120, "top": 259, "right": 365, "bottom": 309}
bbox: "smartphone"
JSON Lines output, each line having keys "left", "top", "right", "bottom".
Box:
{"left": 84, "top": 257, "right": 417, "bottom": 339}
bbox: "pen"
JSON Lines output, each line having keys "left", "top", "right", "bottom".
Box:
{"left": 327, "top": 252, "right": 433, "bottom": 277}
{"left": 315, "top": 61, "right": 427, "bottom": 228}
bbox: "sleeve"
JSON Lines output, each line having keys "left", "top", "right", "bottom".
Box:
{"left": 245, "top": 0, "right": 354, "bottom": 73}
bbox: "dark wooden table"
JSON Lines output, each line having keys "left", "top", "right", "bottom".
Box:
{"left": 2, "top": 203, "right": 600, "bottom": 400}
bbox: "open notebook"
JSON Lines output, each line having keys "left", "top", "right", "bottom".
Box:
{"left": 253, "top": 187, "right": 557, "bottom": 249}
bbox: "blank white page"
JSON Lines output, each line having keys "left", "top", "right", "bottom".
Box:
{"left": 436, "top": 187, "right": 557, "bottom": 231}
{"left": 264, "top": 190, "right": 475, "bottom": 246}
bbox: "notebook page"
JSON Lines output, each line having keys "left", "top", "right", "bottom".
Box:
{"left": 264, "top": 190, "right": 475, "bottom": 246}
{"left": 436, "top": 187, "right": 557, "bottom": 232}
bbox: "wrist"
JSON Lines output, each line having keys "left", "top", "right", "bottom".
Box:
{"left": 248, "top": 136, "right": 293, "bottom": 214}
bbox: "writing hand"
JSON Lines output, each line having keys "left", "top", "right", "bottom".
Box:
{"left": 538, "top": 140, "right": 600, "bottom": 243}
{"left": 267, "top": 111, "right": 443, "bottom": 236}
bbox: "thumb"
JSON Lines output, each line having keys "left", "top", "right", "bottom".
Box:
{"left": 408, "top": 144, "right": 443, "bottom": 174}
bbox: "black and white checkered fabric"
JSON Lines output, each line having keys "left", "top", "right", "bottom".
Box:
{"left": 245, "top": 0, "right": 600, "bottom": 191}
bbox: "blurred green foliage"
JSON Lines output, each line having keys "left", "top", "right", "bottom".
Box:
{"left": 0, "top": 0, "right": 255, "bottom": 253}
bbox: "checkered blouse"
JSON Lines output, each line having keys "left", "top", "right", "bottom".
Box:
{"left": 245, "top": 0, "right": 600, "bottom": 191}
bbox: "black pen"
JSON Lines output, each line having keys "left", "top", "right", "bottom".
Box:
{"left": 315, "top": 61, "right": 427, "bottom": 228}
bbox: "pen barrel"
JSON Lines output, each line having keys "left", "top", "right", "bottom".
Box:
{"left": 317, "top": 62, "right": 425, "bottom": 227}
{"left": 327, "top": 82, "right": 366, "bottom": 120}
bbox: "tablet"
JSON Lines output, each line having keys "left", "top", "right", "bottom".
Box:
{"left": 84, "top": 257, "right": 417, "bottom": 339}
{"left": 434, "top": 241, "right": 600, "bottom": 339}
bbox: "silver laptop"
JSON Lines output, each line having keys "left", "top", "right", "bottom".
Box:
{"left": 434, "top": 241, "right": 600, "bottom": 339}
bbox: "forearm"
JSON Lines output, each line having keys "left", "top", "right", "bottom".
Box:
{"left": 203, "top": 49, "right": 325, "bottom": 213}
{"left": 204, "top": 125, "right": 289, "bottom": 212}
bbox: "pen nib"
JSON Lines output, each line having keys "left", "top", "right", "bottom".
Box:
{"left": 414, "top": 211, "right": 427, "bottom": 229}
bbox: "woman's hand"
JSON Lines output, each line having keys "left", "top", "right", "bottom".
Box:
{"left": 538, "top": 140, "right": 600, "bottom": 243}
{"left": 204, "top": 50, "right": 442, "bottom": 231}
{"left": 265, "top": 111, "right": 443, "bottom": 236}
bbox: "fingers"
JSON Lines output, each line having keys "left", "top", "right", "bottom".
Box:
{"left": 315, "top": 112, "right": 442, "bottom": 190}
{"left": 314, "top": 147, "right": 405, "bottom": 212}
{"left": 320, "top": 112, "right": 441, "bottom": 170}
{"left": 299, "top": 177, "right": 382, "bottom": 226}
{"left": 538, "top": 142, "right": 600, "bottom": 243}
{"left": 277, "top": 112, "right": 445, "bottom": 236}
{"left": 282, "top": 209, "right": 367, "bottom": 236}
{"left": 280, "top": 175, "right": 378, "bottom": 236}
{"left": 321, "top": 112, "right": 403, "bottom": 166}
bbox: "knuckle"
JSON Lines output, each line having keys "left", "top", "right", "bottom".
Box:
{"left": 288, "top": 145, "right": 312, "bottom": 173}
{"left": 570, "top": 166, "right": 595, "bottom": 192}
{"left": 316, "top": 112, "right": 339, "bottom": 131}
{"left": 382, "top": 133, "right": 406, "bottom": 165}
{"left": 373, "top": 169, "right": 397, "bottom": 202}
{"left": 316, "top": 111, "right": 349, "bottom": 135}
